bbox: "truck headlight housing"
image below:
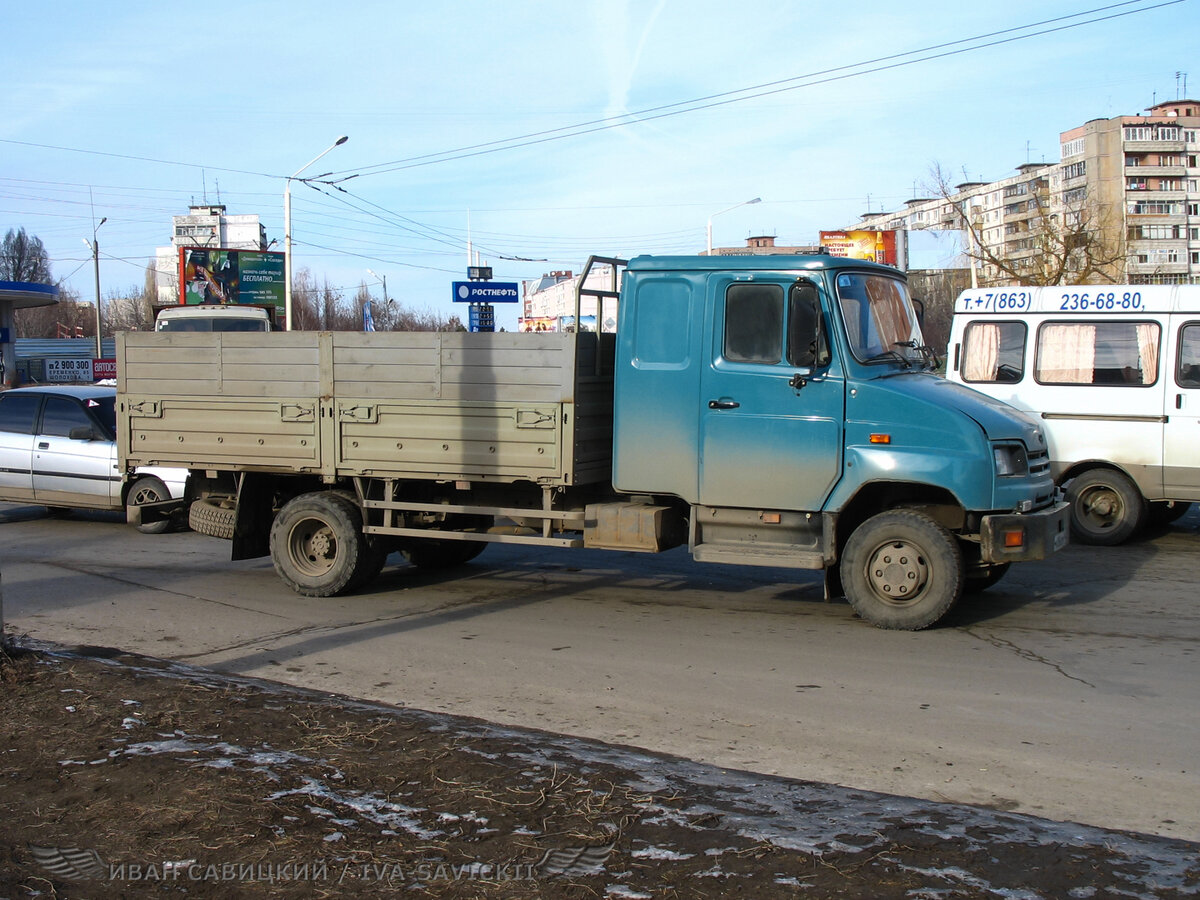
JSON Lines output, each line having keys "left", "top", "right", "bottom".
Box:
{"left": 993, "top": 443, "right": 1029, "bottom": 477}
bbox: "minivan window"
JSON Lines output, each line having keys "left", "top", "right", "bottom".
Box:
{"left": 1178, "top": 323, "right": 1200, "bottom": 387}
{"left": 962, "top": 321, "right": 1027, "bottom": 383}
{"left": 1035, "top": 321, "right": 1159, "bottom": 386}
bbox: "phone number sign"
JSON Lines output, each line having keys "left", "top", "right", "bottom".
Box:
{"left": 45, "top": 358, "right": 96, "bottom": 383}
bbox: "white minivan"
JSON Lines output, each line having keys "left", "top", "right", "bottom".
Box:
{"left": 946, "top": 285, "right": 1200, "bottom": 544}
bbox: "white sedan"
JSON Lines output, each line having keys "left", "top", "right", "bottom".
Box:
{"left": 0, "top": 384, "right": 185, "bottom": 533}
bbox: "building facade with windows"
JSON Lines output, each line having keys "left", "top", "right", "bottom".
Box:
{"left": 153, "top": 205, "right": 268, "bottom": 305}
{"left": 855, "top": 100, "right": 1200, "bottom": 285}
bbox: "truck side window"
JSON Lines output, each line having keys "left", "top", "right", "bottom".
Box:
{"left": 724, "top": 283, "right": 783, "bottom": 364}
{"left": 1179, "top": 324, "right": 1200, "bottom": 387}
{"left": 787, "top": 281, "right": 829, "bottom": 368}
{"left": 962, "top": 321, "right": 1026, "bottom": 383}
{"left": 1035, "top": 321, "right": 1159, "bottom": 386}
{"left": 0, "top": 393, "right": 41, "bottom": 435}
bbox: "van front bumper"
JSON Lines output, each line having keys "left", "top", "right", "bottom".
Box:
{"left": 979, "top": 501, "right": 1070, "bottom": 563}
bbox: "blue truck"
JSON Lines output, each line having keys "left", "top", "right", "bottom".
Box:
{"left": 118, "top": 253, "right": 1068, "bottom": 629}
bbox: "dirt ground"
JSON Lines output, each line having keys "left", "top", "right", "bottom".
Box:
{"left": 0, "top": 639, "right": 1196, "bottom": 899}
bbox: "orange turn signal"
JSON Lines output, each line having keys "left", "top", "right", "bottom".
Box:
{"left": 1003, "top": 528, "right": 1025, "bottom": 548}
{"left": 869, "top": 433, "right": 891, "bottom": 444}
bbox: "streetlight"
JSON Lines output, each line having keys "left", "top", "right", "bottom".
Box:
{"left": 366, "top": 268, "right": 387, "bottom": 304}
{"left": 706, "top": 197, "right": 761, "bottom": 255}
{"left": 82, "top": 217, "right": 107, "bottom": 356}
{"left": 284, "top": 136, "right": 348, "bottom": 330}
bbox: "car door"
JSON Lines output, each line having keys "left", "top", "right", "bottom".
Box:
{"left": 0, "top": 392, "right": 42, "bottom": 501}
{"left": 32, "top": 394, "right": 120, "bottom": 508}
{"left": 698, "top": 276, "right": 845, "bottom": 511}
{"left": 1163, "top": 320, "right": 1200, "bottom": 499}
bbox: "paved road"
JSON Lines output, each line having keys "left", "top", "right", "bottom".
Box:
{"left": 2, "top": 501, "right": 1197, "bottom": 841}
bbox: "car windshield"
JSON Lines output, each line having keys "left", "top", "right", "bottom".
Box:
{"left": 835, "top": 272, "right": 928, "bottom": 366}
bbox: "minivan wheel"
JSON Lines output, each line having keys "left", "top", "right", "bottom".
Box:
{"left": 1066, "top": 469, "right": 1146, "bottom": 546}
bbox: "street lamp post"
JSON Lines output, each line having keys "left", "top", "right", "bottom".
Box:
{"left": 284, "top": 136, "right": 348, "bottom": 330}
{"left": 706, "top": 197, "right": 761, "bottom": 255}
{"left": 83, "top": 217, "right": 107, "bottom": 357}
{"left": 366, "top": 268, "right": 387, "bottom": 304}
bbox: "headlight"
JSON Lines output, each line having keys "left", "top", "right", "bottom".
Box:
{"left": 993, "top": 443, "right": 1029, "bottom": 477}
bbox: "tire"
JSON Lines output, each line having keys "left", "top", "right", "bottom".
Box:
{"left": 1147, "top": 501, "right": 1192, "bottom": 527}
{"left": 189, "top": 496, "right": 237, "bottom": 540}
{"left": 128, "top": 476, "right": 173, "bottom": 535}
{"left": 400, "top": 514, "right": 491, "bottom": 570}
{"left": 840, "top": 509, "right": 964, "bottom": 630}
{"left": 965, "top": 562, "right": 1010, "bottom": 593}
{"left": 348, "top": 534, "right": 391, "bottom": 591}
{"left": 270, "top": 492, "right": 367, "bottom": 597}
{"left": 1065, "top": 469, "right": 1147, "bottom": 546}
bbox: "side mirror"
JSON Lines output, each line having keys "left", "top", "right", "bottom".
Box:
{"left": 69, "top": 425, "right": 97, "bottom": 441}
{"left": 787, "top": 281, "right": 830, "bottom": 369}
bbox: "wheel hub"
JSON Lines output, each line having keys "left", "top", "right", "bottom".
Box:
{"left": 865, "top": 540, "right": 928, "bottom": 605}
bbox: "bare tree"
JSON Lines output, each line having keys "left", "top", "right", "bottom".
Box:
{"left": 13, "top": 286, "right": 93, "bottom": 338}
{"left": 925, "top": 163, "right": 1126, "bottom": 286}
{"left": 1, "top": 228, "right": 53, "bottom": 283}
{"left": 105, "top": 286, "right": 153, "bottom": 333}
{"left": 906, "top": 268, "right": 973, "bottom": 360}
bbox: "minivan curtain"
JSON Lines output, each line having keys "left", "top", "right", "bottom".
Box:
{"left": 963, "top": 323, "right": 1001, "bottom": 381}
{"left": 1135, "top": 323, "right": 1158, "bottom": 385}
{"left": 1037, "top": 324, "right": 1095, "bottom": 383}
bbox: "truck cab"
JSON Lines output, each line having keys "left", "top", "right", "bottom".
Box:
{"left": 612, "top": 255, "right": 1067, "bottom": 626}
{"left": 154, "top": 305, "right": 273, "bottom": 332}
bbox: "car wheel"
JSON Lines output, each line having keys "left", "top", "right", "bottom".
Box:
{"left": 128, "top": 476, "right": 172, "bottom": 535}
{"left": 840, "top": 509, "right": 964, "bottom": 630}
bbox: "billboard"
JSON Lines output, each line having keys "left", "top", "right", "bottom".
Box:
{"left": 178, "top": 248, "right": 285, "bottom": 315}
{"left": 819, "top": 230, "right": 903, "bottom": 268}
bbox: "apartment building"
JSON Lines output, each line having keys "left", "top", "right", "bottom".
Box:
{"left": 855, "top": 100, "right": 1200, "bottom": 286}
{"left": 153, "top": 205, "right": 268, "bottom": 304}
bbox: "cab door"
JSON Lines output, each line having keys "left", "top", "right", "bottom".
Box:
{"left": 32, "top": 394, "right": 119, "bottom": 508}
{"left": 698, "top": 277, "right": 845, "bottom": 511}
{"left": 1164, "top": 320, "right": 1200, "bottom": 499}
{"left": 0, "top": 392, "right": 41, "bottom": 501}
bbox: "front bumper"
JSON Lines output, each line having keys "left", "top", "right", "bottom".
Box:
{"left": 980, "top": 500, "right": 1070, "bottom": 563}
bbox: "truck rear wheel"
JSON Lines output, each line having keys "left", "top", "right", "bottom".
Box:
{"left": 270, "top": 492, "right": 365, "bottom": 597}
{"left": 840, "top": 510, "right": 964, "bottom": 630}
{"left": 1066, "top": 469, "right": 1146, "bottom": 546}
{"left": 400, "top": 514, "right": 492, "bottom": 570}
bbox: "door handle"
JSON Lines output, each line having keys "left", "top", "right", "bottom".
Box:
{"left": 37, "top": 442, "right": 49, "bottom": 450}
{"left": 708, "top": 399, "right": 740, "bottom": 410}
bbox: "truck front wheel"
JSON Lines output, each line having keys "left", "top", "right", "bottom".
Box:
{"left": 1065, "top": 469, "right": 1146, "bottom": 546}
{"left": 840, "top": 510, "right": 964, "bottom": 630}
{"left": 270, "top": 492, "right": 365, "bottom": 597}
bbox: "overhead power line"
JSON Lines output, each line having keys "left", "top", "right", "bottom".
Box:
{"left": 332, "top": 0, "right": 1182, "bottom": 179}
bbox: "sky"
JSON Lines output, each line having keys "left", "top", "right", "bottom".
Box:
{"left": 2, "top": 0, "right": 1197, "bottom": 331}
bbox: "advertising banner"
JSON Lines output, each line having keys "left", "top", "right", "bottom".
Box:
{"left": 178, "top": 248, "right": 285, "bottom": 316}
{"left": 819, "top": 230, "right": 902, "bottom": 268}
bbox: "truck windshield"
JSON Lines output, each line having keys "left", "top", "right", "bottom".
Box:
{"left": 156, "top": 318, "right": 269, "bottom": 332}
{"left": 835, "top": 272, "right": 928, "bottom": 367}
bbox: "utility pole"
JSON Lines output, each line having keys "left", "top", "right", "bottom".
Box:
{"left": 84, "top": 217, "right": 107, "bottom": 357}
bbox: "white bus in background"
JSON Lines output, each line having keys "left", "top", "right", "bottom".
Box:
{"left": 154, "top": 305, "right": 273, "bottom": 332}
{"left": 947, "top": 285, "right": 1200, "bottom": 545}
